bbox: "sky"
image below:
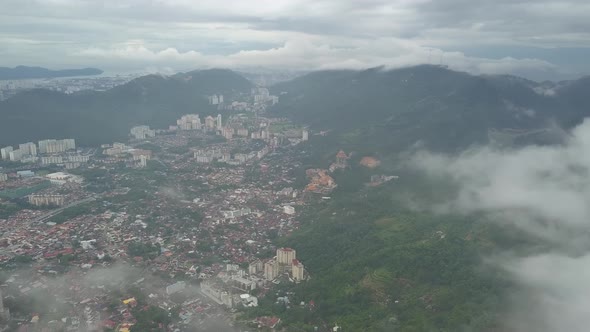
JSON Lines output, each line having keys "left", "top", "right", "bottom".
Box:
{"left": 412, "top": 119, "right": 590, "bottom": 331}
{"left": 1, "top": 0, "right": 590, "bottom": 80}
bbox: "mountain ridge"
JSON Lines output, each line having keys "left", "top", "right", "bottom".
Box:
{"left": 0, "top": 66, "right": 103, "bottom": 80}
{"left": 0, "top": 68, "right": 254, "bottom": 146}
{"left": 269, "top": 65, "right": 589, "bottom": 152}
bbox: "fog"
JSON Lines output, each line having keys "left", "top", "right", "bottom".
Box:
{"left": 2, "top": 263, "right": 237, "bottom": 332}
{"left": 412, "top": 119, "right": 590, "bottom": 331}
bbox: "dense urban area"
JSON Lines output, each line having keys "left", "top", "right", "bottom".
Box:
{"left": 0, "top": 82, "right": 387, "bottom": 332}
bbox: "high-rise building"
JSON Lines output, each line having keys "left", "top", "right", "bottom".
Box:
{"left": 264, "top": 259, "right": 279, "bottom": 280}
{"left": 302, "top": 130, "right": 309, "bottom": 141}
{"left": 216, "top": 114, "right": 222, "bottom": 128}
{"left": 222, "top": 127, "right": 234, "bottom": 140}
{"left": 8, "top": 149, "right": 23, "bottom": 161}
{"left": 0, "top": 173, "right": 7, "bottom": 182}
{"left": 19, "top": 142, "right": 37, "bottom": 156}
{"left": 29, "top": 195, "right": 65, "bottom": 207}
{"left": 38, "top": 139, "right": 75, "bottom": 154}
{"left": 209, "top": 95, "right": 219, "bottom": 105}
{"left": 292, "top": 259, "right": 304, "bottom": 281}
{"left": 205, "top": 116, "right": 216, "bottom": 130}
{"left": 277, "top": 248, "right": 296, "bottom": 265}
{"left": 177, "top": 114, "right": 201, "bottom": 130}
{"left": 0, "top": 146, "right": 13, "bottom": 160}
{"left": 130, "top": 125, "right": 156, "bottom": 139}
{"left": 237, "top": 128, "right": 249, "bottom": 137}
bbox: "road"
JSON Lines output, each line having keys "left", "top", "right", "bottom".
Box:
{"left": 34, "top": 196, "right": 97, "bottom": 223}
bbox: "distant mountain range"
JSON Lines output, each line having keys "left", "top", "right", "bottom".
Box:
{"left": 270, "top": 65, "right": 590, "bottom": 152}
{"left": 1, "top": 65, "right": 589, "bottom": 150}
{"left": 0, "top": 66, "right": 103, "bottom": 80}
{"left": 0, "top": 69, "right": 253, "bottom": 146}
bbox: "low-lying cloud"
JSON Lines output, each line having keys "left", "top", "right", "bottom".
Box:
{"left": 412, "top": 119, "right": 590, "bottom": 331}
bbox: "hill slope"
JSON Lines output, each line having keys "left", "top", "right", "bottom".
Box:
{"left": 271, "top": 65, "right": 588, "bottom": 152}
{"left": 0, "top": 69, "right": 254, "bottom": 145}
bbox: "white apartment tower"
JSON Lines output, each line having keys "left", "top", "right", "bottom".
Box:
{"left": 205, "top": 116, "right": 216, "bottom": 130}
{"left": 277, "top": 248, "right": 296, "bottom": 265}
{"left": 8, "top": 149, "right": 23, "bottom": 161}
{"left": 130, "top": 125, "right": 156, "bottom": 139}
{"left": 0, "top": 146, "right": 13, "bottom": 160}
{"left": 216, "top": 114, "right": 222, "bottom": 129}
{"left": 19, "top": 142, "right": 37, "bottom": 156}
{"left": 38, "top": 139, "right": 76, "bottom": 154}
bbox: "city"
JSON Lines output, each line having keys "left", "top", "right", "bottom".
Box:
{"left": 0, "top": 86, "right": 345, "bottom": 332}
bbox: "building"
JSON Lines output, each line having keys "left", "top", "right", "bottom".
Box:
{"left": 131, "top": 149, "right": 152, "bottom": 161}
{"left": 29, "top": 195, "right": 65, "bottom": 207}
{"left": 45, "top": 172, "right": 83, "bottom": 185}
{"left": 0, "top": 173, "right": 7, "bottom": 182}
{"left": 209, "top": 94, "right": 224, "bottom": 105}
{"left": 231, "top": 276, "right": 257, "bottom": 292}
{"left": 204, "top": 116, "right": 216, "bottom": 130}
{"left": 249, "top": 260, "right": 263, "bottom": 275}
{"left": 302, "top": 130, "right": 309, "bottom": 141}
{"left": 222, "top": 208, "right": 252, "bottom": 219}
{"left": 222, "top": 127, "right": 234, "bottom": 140}
{"left": 277, "top": 248, "right": 296, "bottom": 265}
{"left": 166, "top": 281, "right": 186, "bottom": 295}
{"left": 16, "top": 170, "right": 35, "bottom": 178}
{"left": 38, "top": 139, "right": 75, "bottom": 154}
{"left": 8, "top": 149, "right": 23, "bottom": 161}
{"left": 264, "top": 259, "right": 279, "bottom": 280}
{"left": 138, "top": 155, "right": 148, "bottom": 168}
{"left": 236, "top": 128, "right": 249, "bottom": 137}
{"left": 0, "top": 146, "right": 13, "bottom": 160}
{"left": 19, "top": 142, "right": 37, "bottom": 156}
{"left": 130, "top": 125, "right": 156, "bottom": 139}
{"left": 176, "top": 114, "right": 201, "bottom": 130}
{"left": 67, "top": 155, "right": 90, "bottom": 163}
{"left": 41, "top": 156, "right": 63, "bottom": 165}
{"left": 283, "top": 205, "right": 295, "bottom": 215}
{"left": 336, "top": 150, "right": 348, "bottom": 166}
{"left": 200, "top": 280, "right": 234, "bottom": 308}
{"left": 292, "top": 259, "right": 304, "bottom": 281}
{"left": 216, "top": 114, "right": 223, "bottom": 128}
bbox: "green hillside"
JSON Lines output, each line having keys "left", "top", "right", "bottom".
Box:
{"left": 0, "top": 69, "right": 254, "bottom": 146}
{"left": 270, "top": 65, "right": 588, "bottom": 152}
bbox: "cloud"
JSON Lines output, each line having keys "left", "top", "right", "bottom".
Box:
{"left": 72, "top": 38, "right": 557, "bottom": 77}
{"left": 411, "top": 119, "right": 590, "bottom": 331}
{"left": 0, "top": 0, "right": 588, "bottom": 79}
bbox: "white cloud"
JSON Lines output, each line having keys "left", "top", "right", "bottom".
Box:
{"left": 412, "top": 119, "right": 590, "bottom": 331}
{"left": 72, "top": 38, "right": 556, "bottom": 76}
{"left": 0, "top": 0, "right": 588, "bottom": 78}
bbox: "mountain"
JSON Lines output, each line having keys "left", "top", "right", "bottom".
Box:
{"left": 270, "top": 65, "right": 589, "bottom": 153}
{"left": 0, "top": 69, "right": 254, "bottom": 146}
{"left": 0, "top": 66, "right": 103, "bottom": 80}
{"left": 255, "top": 66, "right": 590, "bottom": 331}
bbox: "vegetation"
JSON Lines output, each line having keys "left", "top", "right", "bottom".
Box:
{"left": 0, "top": 180, "right": 51, "bottom": 199}
{"left": 127, "top": 241, "right": 161, "bottom": 259}
{"left": 47, "top": 202, "right": 94, "bottom": 224}
{"left": 0, "top": 202, "right": 20, "bottom": 219}
{"left": 0, "top": 69, "right": 253, "bottom": 146}
{"left": 247, "top": 165, "right": 518, "bottom": 331}
{"left": 271, "top": 65, "right": 585, "bottom": 153}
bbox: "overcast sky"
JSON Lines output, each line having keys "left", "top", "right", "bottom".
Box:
{"left": 1, "top": 0, "right": 589, "bottom": 80}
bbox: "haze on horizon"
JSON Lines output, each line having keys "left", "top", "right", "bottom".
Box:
{"left": 1, "top": 0, "right": 590, "bottom": 81}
